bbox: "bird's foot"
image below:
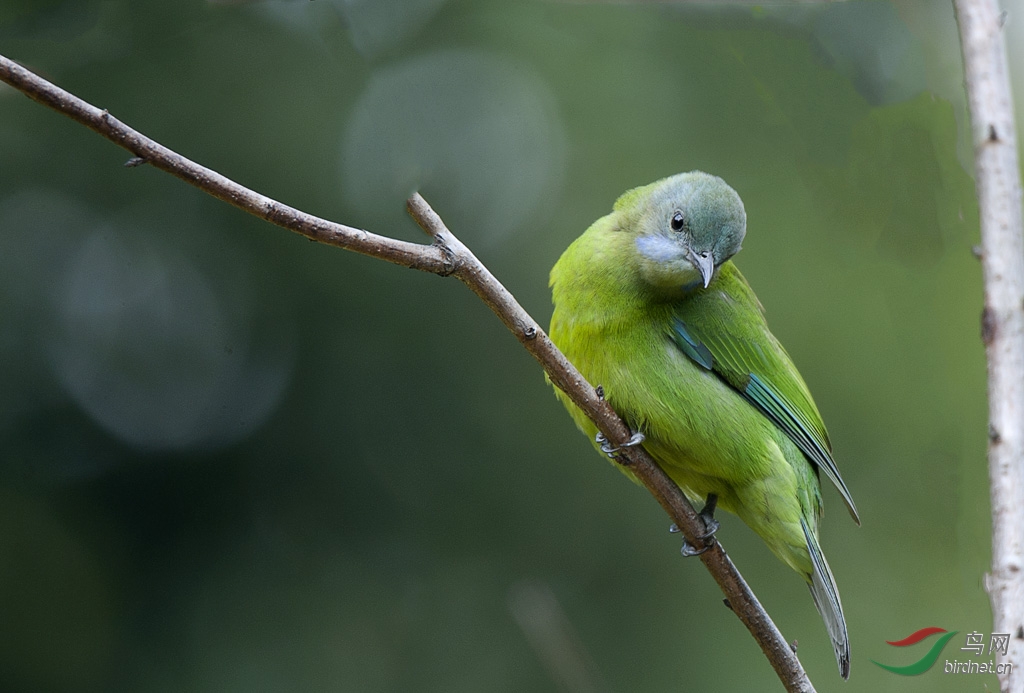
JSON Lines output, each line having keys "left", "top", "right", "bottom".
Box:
{"left": 595, "top": 431, "right": 645, "bottom": 460}
{"left": 677, "top": 494, "right": 720, "bottom": 557}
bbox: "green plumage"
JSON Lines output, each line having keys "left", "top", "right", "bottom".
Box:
{"left": 549, "top": 172, "right": 857, "bottom": 679}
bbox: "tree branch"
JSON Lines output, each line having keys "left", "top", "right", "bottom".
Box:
{"left": 0, "top": 53, "right": 814, "bottom": 692}
{"left": 953, "top": 2, "right": 1024, "bottom": 691}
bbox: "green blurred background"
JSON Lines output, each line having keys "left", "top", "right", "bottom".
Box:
{"left": 0, "top": 0, "right": 1015, "bottom": 690}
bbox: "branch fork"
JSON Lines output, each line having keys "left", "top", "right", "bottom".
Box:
{"left": 0, "top": 52, "right": 815, "bottom": 692}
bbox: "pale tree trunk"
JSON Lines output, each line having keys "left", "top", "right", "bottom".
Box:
{"left": 954, "top": 1, "right": 1024, "bottom": 691}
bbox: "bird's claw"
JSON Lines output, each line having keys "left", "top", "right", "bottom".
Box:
{"left": 679, "top": 494, "right": 720, "bottom": 557}
{"left": 680, "top": 540, "right": 710, "bottom": 557}
{"left": 596, "top": 431, "right": 645, "bottom": 459}
{"left": 680, "top": 521, "right": 719, "bottom": 556}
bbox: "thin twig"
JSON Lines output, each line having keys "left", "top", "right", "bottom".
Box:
{"left": 953, "top": 2, "right": 1024, "bottom": 691}
{"left": 0, "top": 58, "right": 451, "bottom": 275}
{"left": 0, "top": 52, "right": 815, "bottom": 692}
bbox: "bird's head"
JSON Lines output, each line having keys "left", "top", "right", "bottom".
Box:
{"left": 616, "top": 171, "right": 746, "bottom": 293}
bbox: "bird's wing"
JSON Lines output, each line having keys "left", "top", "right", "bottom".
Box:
{"left": 669, "top": 263, "right": 859, "bottom": 524}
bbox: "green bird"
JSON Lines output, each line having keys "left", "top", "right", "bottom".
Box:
{"left": 549, "top": 171, "right": 859, "bottom": 679}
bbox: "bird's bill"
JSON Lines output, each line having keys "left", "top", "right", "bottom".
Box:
{"left": 695, "top": 253, "right": 715, "bottom": 288}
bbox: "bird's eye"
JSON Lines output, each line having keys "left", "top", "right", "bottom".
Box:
{"left": 670, "top": 211, "right": 685, "bottom": 232}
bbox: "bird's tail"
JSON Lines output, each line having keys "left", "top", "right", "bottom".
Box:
{"left": 801, "top": 517, "right": 850, "bottom": 680}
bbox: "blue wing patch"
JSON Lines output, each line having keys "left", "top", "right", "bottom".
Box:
{"left": 670, "top": 318, "right": 714, "bottom": 370}
{"left": 668, "top": 319, "right": 860, "bottom": 526}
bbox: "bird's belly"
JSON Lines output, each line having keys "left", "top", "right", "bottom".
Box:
{"left": 601, "top": 337, "right": 781, "bottom": 497}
